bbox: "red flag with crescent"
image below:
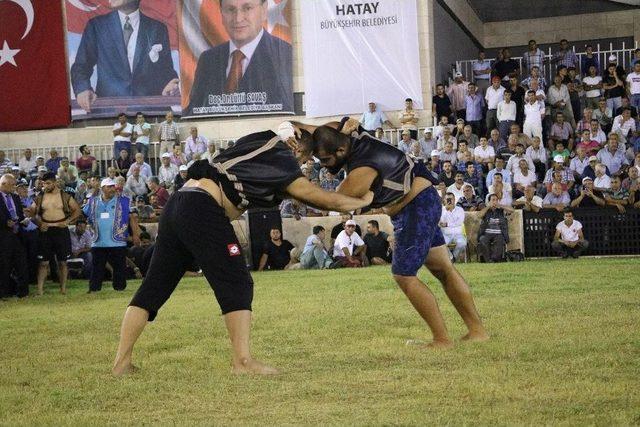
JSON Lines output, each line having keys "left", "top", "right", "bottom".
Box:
{"left": 0, "top": 0, "right": 70, "bottom": 131}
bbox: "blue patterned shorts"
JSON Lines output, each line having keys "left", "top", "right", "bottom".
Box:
{"left": 391, "top": 186, "right": 445, "bottom": 276}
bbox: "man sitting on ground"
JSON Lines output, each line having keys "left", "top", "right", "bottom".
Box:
{"left": 258, "top": 228, "right": 294, "bottom": 271}
{"left": 300, "top": 226, "right": 332, "bottom": 269}
{"left": 552, "top": 211, "right": 589, "bottom": 259}
{"left": 331, "top": 219, "right": 368, "bottom": 268}
{"left": 363, "top": 220, "right": 393, "bottom": 266}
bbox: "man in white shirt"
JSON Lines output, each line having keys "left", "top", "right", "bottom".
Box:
{"left": 593, "top": 164, "right": 612, "bottom": 191}
{"left": 513, "top": 185, "right": 542, "bottom": 212}
{"left": 506, "top": 143, "right": 535, "bottom": 176}
{"left": 18, "top": 148, "right": 37, "bottom": 173}
{"left": 523, "top": 90, "right": 545, "bottom": 140}
{"left": 113, "top": 113, "right": 134, "bottom": 159}
{"left": 626, "top": 61, "right": 640, "bottom": 111}
{"left": 552, "top": 211, "right": 589, "bottom": 258}
{"left": 611, "top": 108, "right": 637, "bottom": 144}
{"left": 124, "top": 165, "right": 148, "bottom": 198}
{"left": 446, "top": 172, "right": 471, "bottom": 202}
{"left": 157, "top": 153, "right": 178, "bottom": 191}
{"left": 398, "top": 131, "right": 416, "bottom": 154}
{"left": 485, "top": 77, "right": 506, "bottom": 133}
{"left": 184, "top": 126, "right": 209, "bottom": 161}
{"left": 332, "top": 220, "right": 368, "bottom": 267}
{"left": 497, "top": 90, "right": 516, "bottom": 140}
{"left": 132, "top": 112, "right": 151, "bottom": 160}
{"left": 360, "top": 102, "right": 391, "bottom": 132}
{"left": 126, "top": 153, "right": 152, "bottom": 179}
{"left": 439, "top": 193, "right": 467, "bottom": 262}
{"left": 436, "top": 127, "right": 457, "bottom": 151}
{"left": 474, "top": 137, "right": 496, "bottom": 172}
{"left": 526, "top": 136, "right": 548, "bottom": 182}
{"left": 512, "top": 159, "right": 537, "bottom": 199}
{"left": 202, "top": 141, "right": 219, "bottom": 163}
{"left": 583, "top": 65, "right": 603, "bottom": 109}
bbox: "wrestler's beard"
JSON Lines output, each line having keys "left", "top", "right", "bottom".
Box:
{"left": 326, "top": 157, "right": 347, "bottom": 175}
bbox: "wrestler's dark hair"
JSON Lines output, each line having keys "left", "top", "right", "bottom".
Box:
{"left": 186, "top": 159, "right": 218, "bottom": 181}
{"left": 42, "top": 172, "right": 57, "bottom": 182}
{"left": 312, "top": 126, "right": 349, "bottom": 155}
{"left": 297, "top": 128, "right": 315, "bottom": 154}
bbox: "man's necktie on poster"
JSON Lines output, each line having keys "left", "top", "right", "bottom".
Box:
{"left": 123, "top": 16, "right": 133, "bottom": 56}
{"left": 224, "top": 50, "right": 245, "bottom": 94}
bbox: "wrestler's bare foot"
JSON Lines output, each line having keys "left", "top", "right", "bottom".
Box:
{"left": 112, "top": 360, "right": 139, "bottom": 377}
{"left": 60, "top": 288, "right": 66, "bottom": 295}
{"left": 460, "top": 331, "right": 490, "bottom": 342}
{"left": 406, "top": 339, "right": 454, "bottom": 349}
{"left": 232, "top": 358, "right": 279, "bottom": 375}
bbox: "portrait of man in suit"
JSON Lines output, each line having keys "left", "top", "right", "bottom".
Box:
{"left": 186, "top": 0, "right": 294, "bottom": 116}
{"left": 70, "top": 0, "right": 179, "bottom": 113}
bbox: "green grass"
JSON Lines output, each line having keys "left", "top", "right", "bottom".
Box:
{"left": 1, "top": 258, "right": 639, "bottom": 425}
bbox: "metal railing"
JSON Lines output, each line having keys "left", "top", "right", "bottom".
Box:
{"left": 455, "top": 41, "right": 639, "bottom": 86}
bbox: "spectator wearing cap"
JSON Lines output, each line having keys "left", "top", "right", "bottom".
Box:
{"left": 571, "top": 177, "right": 605, "bottom": 208}
{"left": 432, "top": 84, "right": 454, "bottom": 125}
{"left": 202, "top": 141, "right": 219, "bottom": 163}
{"left": 18, "top": 148, "right": 36, "bottom": 173}
{"left": 147, "top": 176, "right": 169, "bottom": 208}
{"left": 464, "top": 82, "right": 484, "bottom": 135}
{"left": 542, "top": 182, "right": 570, "bottom": 211}
{"left": 597, "top": 134, "right": 628, "bottom": 175}
{"left": 544, "top": 155, "right": 575, "bottom": 194}
{"left": 603, "top": 61, "right": 625, "bottom": 113}
{"left": 398, "top": 130, "right": 415, "bottom": 154}
{"left": 135, "top": 196, "right": 156, "bottom": 221}
{"left": 158, "top": 153, "right": 179, "bottom": 191}
{"left": 184, "top": 126, "right": 209, "bottom": 162}
{"left": 447, "top": 71, "right": 470, "bottom": 120}
{"left": 485, "top": 76, "right": 506, "bottom": 134}
{"left": 69, "top": 218, "right": 93, "bottom": 279}
{"left": 360, "top": 102, "right": 391, "bottom": 133}
{"left": 126, "top": 152, "right": 152, "bottom": 179}
{"left": 415, "top": 129, "right": 436, "bottom": 158}
{"left": 552, "top": 211, "right": 588, "bottom": 259}
{"left": 174, "top": 165, "right": 189, "bottom": 191}
{"left": 124, "top": 165, "right": 148, "bottom": 199}
{"left": 428, "top": 150, "right": 442, "bottom": 177}
{"left": 83, "top": 178, "right": 140, "bottom": 293}
{"left": 451, "top": 117, "right": 465, "bottom": 138}
{"left": 331, "top": 219, "right": 368, "bottom": 268}
{"left": 398, "top": 98, "right": 419, "bottom": 140}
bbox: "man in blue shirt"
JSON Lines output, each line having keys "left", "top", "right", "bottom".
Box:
{"left": 83, "top": 178, "right": 140, "bottom": 293}
{"left": 465, "top": 83, "right": 485, "bottom": 135}
{"left": 300, "top": 225, "right": 332, "bottom": 269}
{"left": 359, "top": 102, "right": 391, "bottom": 133}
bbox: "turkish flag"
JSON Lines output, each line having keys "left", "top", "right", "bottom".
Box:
{"left": 0, "top": 0, "right": 71, "bottom": 131}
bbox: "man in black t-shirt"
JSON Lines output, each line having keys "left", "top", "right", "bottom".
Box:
{"left": 432, "top": 83, "right": 453, "bottom": 123}
{"left": 363, "top": 220, "right": 392, "bottom": 265}
{"left": 258, "top": 228, "right": 294, "bottom": 271}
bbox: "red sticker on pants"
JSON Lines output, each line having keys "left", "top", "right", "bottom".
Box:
{"left": 227, "top": 244, "right": 241, "bottom": 256}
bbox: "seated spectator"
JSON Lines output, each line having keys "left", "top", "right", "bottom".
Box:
{"left": 124, "top": 165, "right": 148, "bottom": 198}
{"left": 436, "top": 126, "right": 457, "bottom": 151}
{"left": 552, "top": 211, "right": 589, "bottom": 259}
{"left": 18, "top": 148, "right": 36, "bottom": 173}
{"left": 57, "top": 157, "right": 78, "bottom": 189}
{"left": 604, "top": 175, "right": 630, "bottom": 213}
{"left": 184, "top": 126, "right": 208, "bottom": 161}
{"left": 611, "top": 108, "right": 636, "bottom": 145}
{"left": 147, "top": 176, "right": 169, "bottom": 208}
{"left": 417, "top": 129, "right": 436, "bottom": 155}
{"left": 569, "top": 146, "right": 590, "bottom": 181}
{"left": 135, "top": 196, "right": 156, "bottom": 221}
{"left": 174, "top": 165, "right": 189, "bottom": 191}
{"left": 508, "top": 122, "right": 531, "bottom": 149}
{"left": 488, "top": 128, "right": 505, "bottom": 151}
{"left": 457, "top": 125, "right": 479, "bottom": 149}
{"left": 571, "top": 177, "right": 605, "bottom": 208}
{"left": 397, "top": 130, "right": 415, "bottom": 154}
{"left": 486, "top": 181, "right": 512, "bottom": 207}
{"left": 544, "top": 156, "right": 575, "bottom": 193}
{"left": 512, "top": 159, "right": 537, "bottom": 199}
{"left": 438, "top": 161, "right": 456, "bottom": 187}
{"left": 486, "top": 158, "right": 511, "bottom": 187}
{"left": 551, "top": 141, "right": 571, "bottom": 165}
{"left": 440, "top": 193, "right": 467, "bottom": 262}
{"left": 428, "top": 151, "right": 442, "bottom": 177}
{"left": 513, "top": 185, "right": 542, "bottom": 212}
{"left": 331, "top": 220, "right": 368, "bottom": 268}
{"left": 258, "top": 228, "right": 294, "bottom": 271}
{"left": 576, "top": 108, "right": 594, "bottom": 135}
{"left": 497, "top": 134, "right": 518, "bottom": 164}
{"left": 202, "top": 141, "right": 219, "bottom": 163}
{"left": 127, "top": 152, "right": 152, "bottom": 179}
{"left": 113, "top": 149, "right": 132, "bottom": 177}
{"left": 615, "top": 97, "right": 638, "bottom": 119}
{"left": 576, "top": 130, "right": 601, "bottom": 157}
{"left": 76, "top": 145, "right": 97, "bottom": 175}
{"left": 69, "top": 219, "right": 93, "bottom": 279}
{"left": 447, "top": 172, "right": 470, "bottom": 202}
{"left": 526, "top": 136, "right": 547, "bottom": 182}
{"left": 589, "top": 119, "right": 607, "bottom": 146}
{"left": 622, "top": 166, "right": 639, "bottom": 190}
{"left": 593, "top": 98, "right": 613, "bottom": 134}
{"left": 593, "top": 163, "right": 612, "bottom": 191}
{"left": 462, "top": 161, "right": 483, "bottom": 196}
{"left": 169, "top": 143, "right": 187, "bottom": 167}
{"left": 374, "top": 127, "right": 391, "bottom": 143}
{"left": 300, "top": 226, "right": 332, "bottom": 269}
{"left": 439, "top": 142, "right": 457, "bottom": 164}
{"left": 408, "top": 141, "right": 424, "bottom": 160}
{"left": 542, "top": 182, "right": 571, "bottom": 211}
{"left": 330, "top": 214, "right": 362, "bottom": 245}
{"left": 320, "top": 170, "right": 340, "bottom": 192}
{"left": 582, "top": 155, "right": 607, "bottom": 181}
{"left": 451, "top": 118, "right": 465, "bottom": 138}
{"left": 506, "top": 143, "right": 534, "bottom": 176}
{"left": 363, "top": 220, "right": 392, "bottom": 265}
{"left": 477, "top": 194, "right": 511, "bottom": 263}
{"left": 455, "top": 141, "right": 471, "bottom": 163}
{"left": 549, "top": 112, "right": 574, "bottom": 151}
{"left": 158, "top": 153, "right": 179, "bottom": 192}
{"left": 148, "top": 194, "right": 162, "bottom": 213}
{"left": 433, "top": 115, "right": 454, "bottom": 140}
{"left": 280, "top": 199, "right": 308, "bottom": 220}
{"left": 457, "top": 184, "right": 485, "bottom": 211}
{"left": 474, "top": 136, "right": 496, "bottom": 172}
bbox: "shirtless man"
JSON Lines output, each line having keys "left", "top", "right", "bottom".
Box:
{"left": 306, "top": 118, "right": 489, "bottom": 348}
{"left": 30, "top": 172, "right": 80, "bottom": 295}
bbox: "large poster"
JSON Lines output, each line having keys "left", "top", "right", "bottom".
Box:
{"left": 301, "top": 0, "right": 422, "bottom": 118}
{"left": 1, "top": 0, "right": 71, "bottom": 131}
{"left": 66, "top": 0, "right": 180, "bottom": 119}
{"left": 178, "top": 0, "right": 293, "bottom": 118}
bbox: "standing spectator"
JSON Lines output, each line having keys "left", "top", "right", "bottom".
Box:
{"left": 124, "top": 166, "right": 148, "bottom": 199}
{"left": 147, "top": 177, "right": 169, "bottom": 208}
{"left": 174, "top": 165, "right": 189, "bottom": 191}
{"left": 513, "top": 185, "right": 542, "bottom": 213}
{"left": 474, "top": 136, "right": 496, "bottom": 172}
{"left": 551, "top": 39, "right": 579, "bottom": 70}
{"left": 597, "top": 134, "right": 628, "bottom": 175}
{"left": 300, "top": 226, "right": 332, "bottom": 270}
{"left": 112, "top": 113, "right": 133, "bottom": 158}
{"left": 18, "top": 149, "right": 36, "bottom": 173}
{"left": 258, "top": 228, "right": 294, "bottom": 271}
{"left": 571, "top": 177, "right": 605, "bottom": 208}
{"left": 16, "top": 180, "right": 38, "bottom": 284}
{"left": 331, "top": 220, "right": 368, "bottom": 268}
{"left": 45, "top": 149, "right": 62, "bottom": 173}
{"left": 477, "top": 194, "right": 510, "bottom": 263}
{"left": 462, "top": 162, "right": 484, "bottom": 197}
{"left": 132, "top": 112, "right": 151, "bottom": 160}
{"left": 447, "top": 72, "right": 470, "bottom": 120}
{"left": 69, "top": 218, "right": 93, "bottom": 279}
{"left": 522, "top": 90, "right": 545, "bottom": 140}
{"left": 552, "top": 211, "right": 588, "bottom": 259}
{"left": 83, "top": 178, "right": 141, "bottom": 293}
{"left": 432, "top": 84, "right": 454, "bottom": 125}
{"left": 473, "top": 50, "right": 491, "bottom": 95}
{"left": 497, "top": 90, "right": 516, "bottom": 140}
{"left": 363, "top": 220, "right": 392, "bottom": 266}
{"left": 547, "top": 76, "right": 575, "bottom": 129}
{"left": 485, "top": 77, "right": 505, "bottom": 133}
{"left": 113, "top": 149, "right": 132, "bottom": 177}
{"left": 76, "top": 145, "right": 97, "bottom": 175}
{"left": 457, "top": 184, "right": 485, "bottom": 211}
{"left": 32, "top": 172, "right": 81, "bottom": 295}
{"left": 398, "top": 98, "right": 419, "bottom": 139}
{"left": 184, "top": 126, "right": 209, "bottom": 161}
{"left": 508, "top": 76, "right": 526, "bottom": 126}
{"left": 159, "top": 111, "right": 180, "bottom": 156}
{"left": 542, "top": 182, "right": 571, "bottom": 211}
{"left": 127, "top": 153, "right": 153, "bottom": 179}
{"left": 57, "top": 157, "right": 79, "bottom": 189}
{"left": 0, "top": 174, "right": 29, "bottom": 298}
{"left": 439, "top": 193, "right": 467, "bottom": 262}
{"left": 494, "top": 48, "right": 520, "bottom": 87}
{"left": 169, "top": 143, "right": 187, "bottom": 167}
{"left": 360, "top": 102, "right": 391, "bottom": 133}
{"left": 522, "top": 40, "right": 545, "bottom": 76}
{"left": 628, "top": 61, "right": 640, "bottom": 112}
{"left": 202, "top": 141, "right": 219, "bottom": 163}
{"left": 158, "top": 153, "right": 178, "bottom": 191}
{"left": 603, "top": 63, "right": 625, "bottom": 113}
{"left": 581, "top": 45, "right": 600, "bottom": 75}
{"left": 0, "top": 151, "right": 13, "bottom": 169}
{"left": 583, "top": 65, "right": 603, "bottom": 109}
{"left": 465, "top": 83, "right": 484, "bottom": 135}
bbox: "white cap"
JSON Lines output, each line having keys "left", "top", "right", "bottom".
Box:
{"left": 588, "top": 155, "right": 598, "bottom": 162}
{"left": 11, "top": 166, "right": 20, "bottom": 171}
{"left": 100, "top": 178, "right": 116, "bottom": 187}
{"left": 454, "top": 71, "right": 463, "bottom": 78}
{"left": 38, "top": 166, "right": 47, "bottom": 172}
{"left": 553, "top": 155, "right": 564, "bottom": 163}
{"left": 582, "top": 177, "right": 593, "bottom": 184}
{"left": 161, "top": 152, "right": 171, "bottom": 158}
{"left": 431, "top": 150, "right": 440, "bottom": 157}
{"left": 179, "top": 165, "right": 188, "bottom": 171}
{"left": 608, "top": 54, "right": 617, "bottom": 62}
{"left": 345, "top": 219, "right": 357, "bottom": 227}
{"left": 276, "top": 121, "right": 296, "bottom": 141}
{"left": 36, "top": 155, "right": 44, "bottom": 160}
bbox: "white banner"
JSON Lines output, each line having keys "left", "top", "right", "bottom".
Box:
{"left": 301, "top": 0, "right": 423, "bottom": 118}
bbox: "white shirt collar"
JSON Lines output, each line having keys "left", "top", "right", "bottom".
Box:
{"left": 118, "top": 9, "right": 140, "bottom": 30}
{"left": 229, "top": 29, "right": 264, "bottom": 64}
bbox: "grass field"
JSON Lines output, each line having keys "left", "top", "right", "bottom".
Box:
{"left": 1, "top": 258, "right": 639, "bottom": 425}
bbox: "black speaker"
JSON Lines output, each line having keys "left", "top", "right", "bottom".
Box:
{"left": 247, "top": 208, "right": 282, "bottom": 270}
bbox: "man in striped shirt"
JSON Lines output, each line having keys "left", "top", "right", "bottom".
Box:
{"left": 522, "top": 40, "right": 545, "bottom": 76}
{"left": 159, "top": 111, "right": 180, "bottom": 156}
{"left": 551, "top": 39, "right": 579, "bottom": 71}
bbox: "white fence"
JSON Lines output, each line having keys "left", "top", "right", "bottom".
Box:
{"left": 455, "top": 41, "right": 639, "bottom": 85}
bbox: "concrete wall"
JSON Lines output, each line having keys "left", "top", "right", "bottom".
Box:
{"left": 0, "top": 0, "right": 436, "bottom": 150}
